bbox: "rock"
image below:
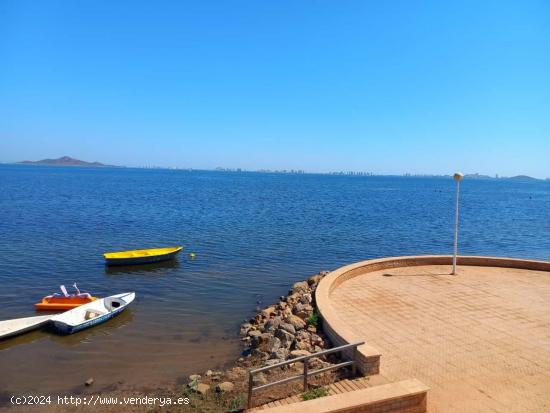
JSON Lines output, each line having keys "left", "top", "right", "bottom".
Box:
{"left": 274, "top": 328, "right": 295, "bottom": 348}
{"left": 279, "top": 322, "right": 296, "bottom": 335}
{"left": 286, "top": 314, "right": 306, "bottom": 330}
{"left": 264, "top": 317, "right": 282, "bottom": 332}
{"left": 249, "top": 334, "right": 261, "bottom": 347}
{"left": 292, "top": 340, "right": 312, "bottom": 351}
{"left": 308, "top": 357, "right": 328, "bottom": 369}
{"left": 85, "top": 378, "right": 94, "bottom": 386}
{"left": 248, "top": 330, "right": 262, "bottom": 338}
{"left": 226, "top": 367, "right": 245, "bottom": 381}
{"left": 279, "top": 301, "right": 287, "bottom": 310}
{"left": 189, "top": 374, "right": 201, "bottom": 382}
{"left": 294, "top": 311, "right": 311, "bottom": 324}
{"left": 205, "top": 369, "right": 213, "bottom": 377}
{"left": 253, "top": 372, "right": 268, "bottom": 386}
{"left": 270, "top": 347, "right": 289, "bottom": 361}
{"left": 300, "top": 293, "right": 312, "bottom": 304}
{"left": 251, "top": 332, "right": 270, "bottom": 348}
{"left": 287, "top": 293, "right": 301, "bottom": 304}
{"left": 292, "top": 281, "right": 309, "bottom": 294}
{"left": 293, "top": 302, "right": 305, "bottom": 313}
{"left": 301, "top": 312, "right": 313, "bottom": 321}
{"left": 216, "top": 382, "right": 235, "bottom": 392}
{"left": 240, "top": 322, "right": 252, "bottom": 335}
{"left": 264, "top": 359, "right": 282, "bottom": 367}
{"left": 249, "top": 330, "right": 263, "bottom": 346}
{"left": 251, "top": 348, "right": 269, "bottom": 359}
{"left": 188, "top": 378, "right": 209, "bottom": 394}
{"left": 195, "top": 383, "right": 210, "bottom": 395}
{"left": 295, "top": 305, "right": 314, "bottom": 320}
{"left": 296, "top": 330, "right": 311, "bottom": 340}
{"left": 261, "top": 306, "right": 276, "bottom": 318}
{"left": 308, "top": 274, "right": 323, "bottom": 285}
{"left": 266, "top": 337, "right": 281, "bottom": 353}
{"left": 290, "top": 350, "right": 311, "bottom": 358}
{"left": 311, "top": 335, "right": 324, "bottom": 346}
{"left": 307, "top": 325, "right": 317, "bottom": 333}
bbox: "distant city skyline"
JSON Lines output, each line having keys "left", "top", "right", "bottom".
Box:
{"left": 2, "top": 1, "right": 549, "bottom": 178}
{"left": 6, "top": 155, "right": 548, "bottom": 180}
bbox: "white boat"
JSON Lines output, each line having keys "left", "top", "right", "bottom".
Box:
{"left": 50, "top": 292, "right": 135, "bottom": 335}
{"left": 0, "top": 315, "right": 52, "bottom": 340}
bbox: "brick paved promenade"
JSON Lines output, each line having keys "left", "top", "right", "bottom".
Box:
{"left": 330, "top": 264, "right": 550, "bottom": 412}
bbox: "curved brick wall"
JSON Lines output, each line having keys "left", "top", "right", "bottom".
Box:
{"left": 315, "top": 255, "right": 550, "bottom": 375}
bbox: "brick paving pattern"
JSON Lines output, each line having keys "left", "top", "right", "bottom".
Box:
{"left": 330, "top": 265, "right": 550, "bottom": 413}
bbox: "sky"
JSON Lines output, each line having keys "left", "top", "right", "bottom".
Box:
{"left": 1, "top": 1, "right": 549, "bottom": 177}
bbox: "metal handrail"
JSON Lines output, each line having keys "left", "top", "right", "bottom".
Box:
{"left": 247, "top": 341, "right": 364, "bottom": 408}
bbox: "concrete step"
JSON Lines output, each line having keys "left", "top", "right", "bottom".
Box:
{"left": 250, "top": 376, "right": 373, "bottom": 411}
{"left": 249, "top": 378, "right": 429, "bottom": 413}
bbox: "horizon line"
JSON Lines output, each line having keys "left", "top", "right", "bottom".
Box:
{"left": 2, "top": 161, "right": 548, "bottom": 181}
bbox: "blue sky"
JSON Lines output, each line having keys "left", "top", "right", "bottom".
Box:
{"left": 1, "top": 1, "right": 549, "bottom": 177}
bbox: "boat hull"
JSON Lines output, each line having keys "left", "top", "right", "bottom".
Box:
{"left": 104, "top": 247, "right": 182, "bottom": 266}
{"left": 105, "top": 250, "right": 180, "bottom": 266}
{"left": 51, "top": 306, "right": 124, "bottom": 334}
{"left": 35, "top": 296, "right": 98, "bottom": 311}
{"left": 50, "top": 292, "right": 135, "bottom": 335}
{"left": 0, "top": 315, "right": 52, "bottom": 340}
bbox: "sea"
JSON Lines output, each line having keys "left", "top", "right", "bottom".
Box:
{"left": 0, "top": 164, "right": 548, "bottom": 395}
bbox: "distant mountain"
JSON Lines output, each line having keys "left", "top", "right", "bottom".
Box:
{"left": 507, "top": 175, "right": 538, "bottom": 182}
{"left": 464, "top": 173, "right": 541, "bottom": 182}
{"left": 18, "top": 156, "right": 118, "bottom": 167}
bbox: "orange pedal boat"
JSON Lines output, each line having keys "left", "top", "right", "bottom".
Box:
{"left": 35, "top": 284, "right": 98, "bottom": 311}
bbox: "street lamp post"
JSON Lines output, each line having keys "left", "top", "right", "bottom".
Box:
{"left": 452, "top": 172, "right": 464, "bottom": 275}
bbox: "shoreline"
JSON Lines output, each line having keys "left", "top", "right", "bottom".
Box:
{"left": 169, "top": 269, "right": 347, "bottom": 411}
{"left": 18, "top": 270, "right": 345, "bottom": 413}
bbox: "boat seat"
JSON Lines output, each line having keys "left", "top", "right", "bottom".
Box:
{"left": 60, "top": 285, "right": 70, "bottom": 297}
{"left": 104, "top": 298, "right": 123, "bottom": 311}
{"left": 73, "top": 283, "right": 92, "bottom": 299}
{"left": 47, "top": 285, "right": 71, "bottom": 299}
{"left": 84, "top": 309, "right": 105, "bottom": 320}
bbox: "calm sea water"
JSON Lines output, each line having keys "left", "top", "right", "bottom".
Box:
{"left": 0, "top": 165, "right": 549, "bottom": 395}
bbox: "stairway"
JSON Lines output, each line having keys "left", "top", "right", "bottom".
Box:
{"left": 250, "top": 376, "right": 372, "bottom": 410}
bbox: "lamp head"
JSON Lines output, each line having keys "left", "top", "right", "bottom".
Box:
{"left": 453, "top": 172, "right": 464, "bottom": 182}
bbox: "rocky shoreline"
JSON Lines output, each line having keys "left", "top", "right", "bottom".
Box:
{"left": 179, "top": 270, "right": 345, "bottom": 411}
{"left": 239, "top": 271, "right": 334, "bottom": 368}
{"left": 50, "top": 270, "right": 341, "bottom": 413}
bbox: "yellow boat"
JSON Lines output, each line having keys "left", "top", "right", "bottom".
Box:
{"left": 104, "top": 246, "right": 183, "bottom": 266}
